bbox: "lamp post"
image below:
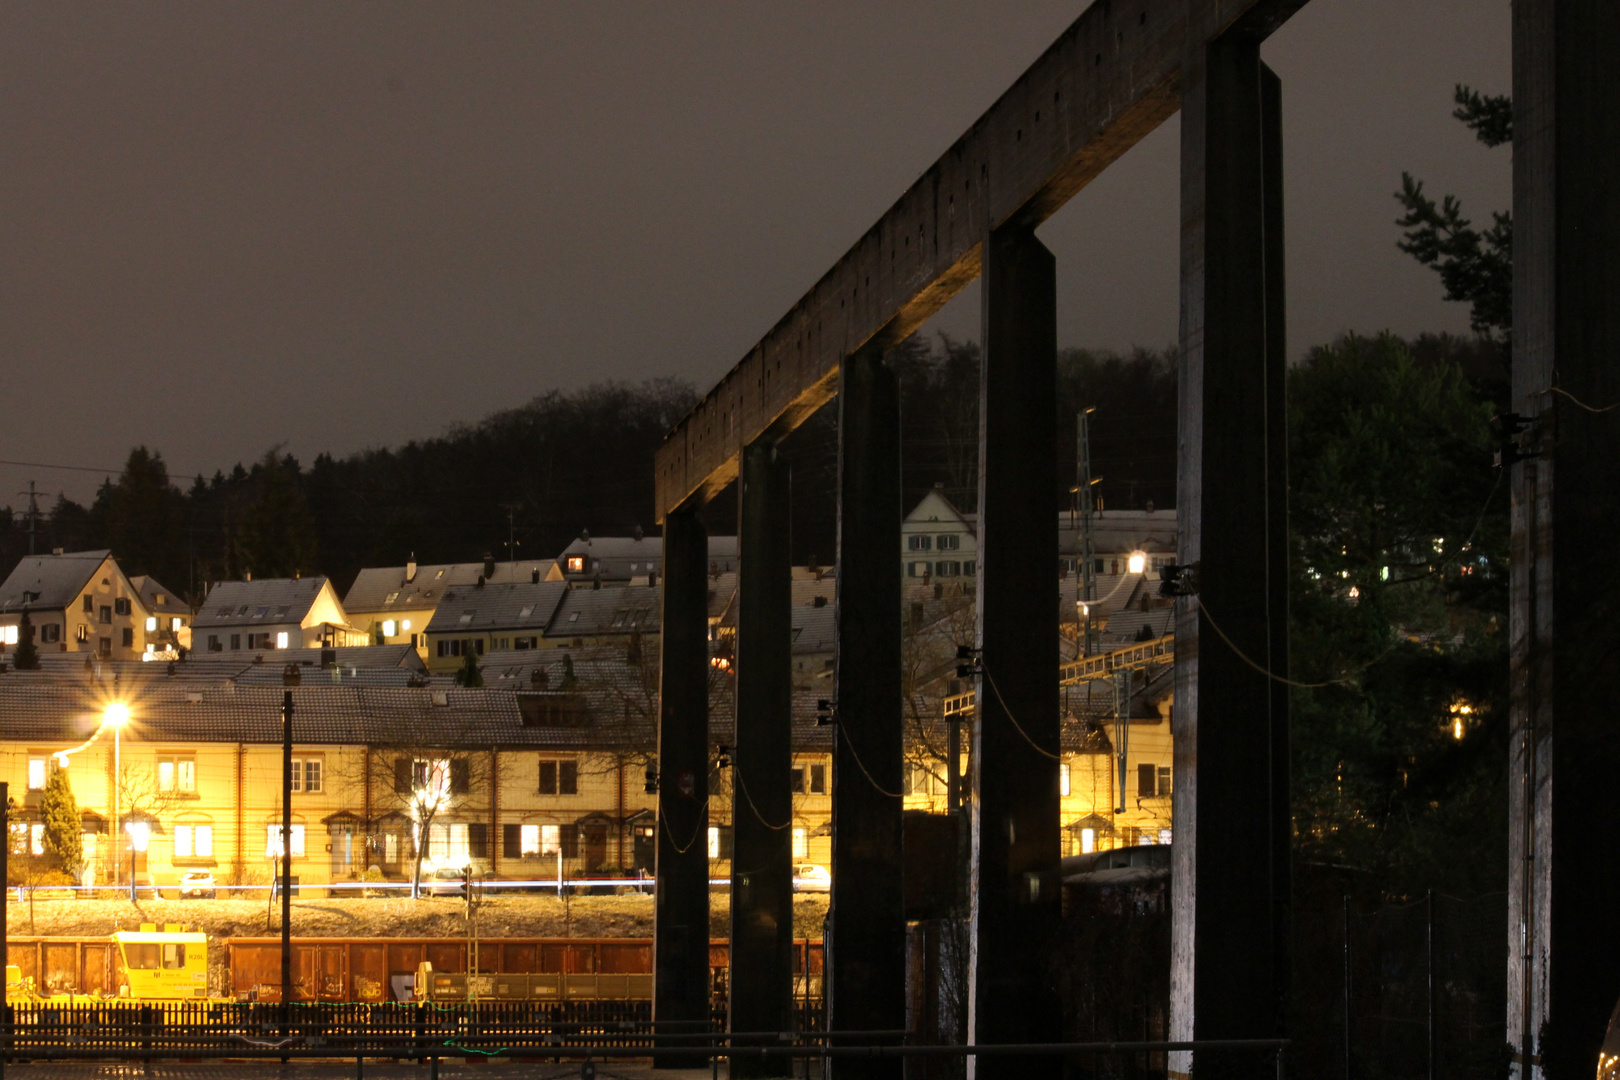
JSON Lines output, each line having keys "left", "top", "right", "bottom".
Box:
{"left": 105, "top": 703, "right": 130, "bottom": 894}
{"left": 126, "top": 821, "right": 149, "bottom": 901}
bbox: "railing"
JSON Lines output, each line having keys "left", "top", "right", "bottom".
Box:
{"left": 0, "top": 1005, "right": 1287, "bottom": 1078}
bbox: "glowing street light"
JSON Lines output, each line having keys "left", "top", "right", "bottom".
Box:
{"left": 1127, "top": 551, "right": 1146, "bottom": 575}
{"left": 106, "top": 702, "right": 131, "bottom": 893}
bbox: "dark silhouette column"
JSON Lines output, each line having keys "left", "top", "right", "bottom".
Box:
{"left": 1508, "top": 2, "right": 1620, "bottom": 1075}
{"left": 967, "top": 225, "right": 1061, "bottom": 1080}
{"left": 732, "top": 440, "right": 794, "bottom": 1078}
{"left": 1170, "top": 33, "right": 1290, "bottom": 1080}
{"left": 828, "top": 351, "right": 905, "bottom": 1079}
{"left": 654, "top": 509, "right": 712, "bottom": 1067}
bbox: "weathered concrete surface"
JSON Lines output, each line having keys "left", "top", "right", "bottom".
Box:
{"left": 1168, "top": 34, "right": 1289, "bottom": 1080}
{"left": 654, "top": 0, "right": 1309, "bottom": 521}
{"left": 827, "top": 352, "right": 906, "bottom": 1080}
{"left": 1506, "top": 2, "right": 1620, "bottom": 1076}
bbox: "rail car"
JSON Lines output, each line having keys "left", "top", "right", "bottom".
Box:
{"left": 6, "top": 932, "right": 823, "bottom": 1008}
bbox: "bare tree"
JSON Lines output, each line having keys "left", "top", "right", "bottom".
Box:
{"left": 357, "top": 735, "right": 502, "bottom": 900}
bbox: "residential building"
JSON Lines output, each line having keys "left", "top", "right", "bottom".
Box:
{"left": 194, "top": 577, "right": 367, "bottom": 653}
{"left": 421, "top": 580, "right": 569, "bottom": 673}
{"left": 901, "top": 485, "right": 1179, "bottom": 585}
{"left": 129, "top": 576, "right": 192, "bottom": 658}
{"left": 345, "top": 556, "right": 557, "bottom": 657}
{"left": 0, "top": 550, "right": 151, "bottom": 661}
{"left": 549, "top": 532, "right": 738, "bottom": 586}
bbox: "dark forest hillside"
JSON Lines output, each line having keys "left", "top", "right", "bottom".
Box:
{"left": 0, "top": 335, "right": 1183, "bottom": 598}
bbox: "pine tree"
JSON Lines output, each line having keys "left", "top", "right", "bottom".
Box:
{"left": 13, "top": 608, "right": 39, "bottom": 670}
{"left": 40, "top": 765, "right": 83, "bottom": 879}
{"left": 454, "top": 651, "right": 484, "bottom": 688}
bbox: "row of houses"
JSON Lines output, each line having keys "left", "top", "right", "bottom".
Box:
{"left": 0, "top": 495, "right": 1178, "bottom": 891}
{"left": 0, "top": 574, "right": 1174, "bottom": 893}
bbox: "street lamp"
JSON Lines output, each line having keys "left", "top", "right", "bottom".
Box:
{"left": 126, "top": 820, "right": 149, "bottom": 901}
{"left": 1127, "top": 551, "right": 1147, "bottom": 575}
{"left": 105, "top": 703, "right": 131, "bottom": 893}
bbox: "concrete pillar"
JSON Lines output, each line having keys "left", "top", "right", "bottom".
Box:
{"left": 1170, "top": 33, "right": 1290, "bottom": 1080}
{"left": 1507, "top": 2, "right": 1620, "bottom": 1075}
{"left": 967, "top": 225, "right": 1061, "bottom": 1080}
{"left": 829, "top": 351, "right": 906, "bottom": 1079}
{"left": 732, "top": 440, "right": 795, "bottom": 1078}
{"left": 654, "top": 509, "right": 713, "bottom": 1067}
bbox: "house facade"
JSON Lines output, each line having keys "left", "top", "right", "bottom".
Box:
{"left": 344, "top": 557, "right": 557, "bottom": 658}
{"left": 194, "top": 577, "right": 367, "bottom": 653}
{"left": 0, "top": 550, "right": 153, "bottom": 662}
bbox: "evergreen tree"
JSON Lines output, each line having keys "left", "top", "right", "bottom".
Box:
{"left": 454, "top": 651, "right": 484, "bottom": 688}
{"left": 98, "top": 447, "right": 187, "bottom": 592}
{"left": 40, "top": 765, "right": 83, "bottom": 879}
{"left": 1395, "top": 85, "right": 1513, "bottom": 345}
{"left": 237, "top": 451, "right": 318, "bottom": 579}
{"left": 12, "top": 608, "right": 39, "bottom": 670}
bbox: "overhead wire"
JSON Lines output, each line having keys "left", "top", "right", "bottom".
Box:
{"left": 834, "top": 721, "right": 905, "bottom": 799}
{"left": 1551, "top": 385, "right": 1620, "bottom": 414}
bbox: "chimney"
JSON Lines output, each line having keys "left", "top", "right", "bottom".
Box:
{"left": 531, "top": 568, "right": 541, "bottom": 584}
{"left": 633, "top": 524, "right": 644, "bottom": 541}
{"left": 476, "top": 575, "right": 486, "bottom": 589}
{"left": 483, "top": 553, "right": 496, "bottom": 580}
{"left": 406, "top": 556, "right": 418, "bottom": 583}
{"left": 244, "top": 571, "right": 252, "bottom": 582}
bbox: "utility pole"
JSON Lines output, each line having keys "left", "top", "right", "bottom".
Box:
{"left": 500, "top": 503, "right": 522, "bottom": 580}
{"left": 1075, "top": 411, "right": 1099, "bottom": 658}
{"left": 18, "top": 482, "right": 39, "bottom": 556}
{"left": 280, "top": 672, "right": 297, "bottom": 1040}
{"left": 1113, "top": 669, "right": 1132, "bottom": 817}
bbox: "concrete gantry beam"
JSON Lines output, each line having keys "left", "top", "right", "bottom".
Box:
{"left": 653, "top": 0, "right": 1309, "bottom": 521}
{"left": 967, "top": 226, "right": 1062, "bottom": 1080}
{"left": 653, "top": 511, "right": 713, "bottom": 1067}
{"left": 730, "top": 442, "right": 795, "bottom": 1079}
{"left": 1169, "top": 31, "right": 1289, "bottom": 1080}
{"left": 1506, "top": 1, "right": 1620, "bottom": 1075}
{"left": 828, "top": 352, "right": 906, "bottom": 1080}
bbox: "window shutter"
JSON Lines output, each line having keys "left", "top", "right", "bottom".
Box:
{"left": 561, "top": 826, "right": 579, "bottom": 860}
{"left": 394, "top": 759, "right": 412, "bottom": 794}
{"left": 468, "top": 823, "right": 489, "bottom": 859}
{"left": 1137, "top": 763, "right": 1157, "bottom": 798}
{"left": 539, "top": 761, "right": 558, "bottom": 795}
{"left": 451, "top": 759, "right": 470, "bottom": 794}
{"left": 503, "top": 824, "right": 522, "bottom": 858}
{"left": 559, "top": 761, "right": 578, "bottom": 795}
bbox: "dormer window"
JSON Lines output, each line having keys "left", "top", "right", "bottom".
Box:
{"left": 567, "top": 556, "right": 586, "bottom": 573}
{"left": 384, "top": 592, "right": 399, "bottom": 605}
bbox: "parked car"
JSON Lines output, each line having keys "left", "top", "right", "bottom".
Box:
{"left": 792, "top": 864, "right": 830, "bottom": 893}
{"left": 423, "top": 867, "right": 467, "bottom": 897}
{"left": 178, "top": 870, "right": 217, "bottom": 899}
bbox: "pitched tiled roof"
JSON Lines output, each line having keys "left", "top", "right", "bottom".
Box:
{"left": 128, "top": 576, "right": 191, "bottom": 617}
{"left": 555, "top": 535, "right": 739, "bottom": 580}
{"left": 195, "top": 578, "right": 330, "bottom": 628}
{"left": 344, "top": 560, "right": 557, "bottom": 614}
{"left": 424, "top": 581, "right": 568, "bottom": 636}
{"left": 546, "top": 586, "right": 660, "bottom": 638}
{"left": 0, "top": 551, "right": 112, "bottom": 612}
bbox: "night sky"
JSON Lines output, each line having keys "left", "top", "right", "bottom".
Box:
{"left": 2, "top": 1, "right": 1509, "bottom": 507}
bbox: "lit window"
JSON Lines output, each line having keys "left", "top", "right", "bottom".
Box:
{"left": 1081, "top": 828, "right": 1096, "bottom": 854}
{"left": 158, "top": 756, "right": 196, "bottom": 793}
{"left": 27, "top": 758, "right": 47, "bottom": 790}
{"left": 520, "top": 824, "right": 541, "bottom": 856}
{"left": 171, "top": 617, "right": 181, "bottom": 631}
{"left": 707, "top": 827, "right": 721, "bottom": 859}
{"left": 275, "top": 632, "right": 289, "bottom": 649}
{"left": 266, "top": 823, "right": 305, "bottom": 858}
{"left": 0, "top": 626, "right": 15, "bottom": 646}
{"left": 566, "top": 556, "right": 585, "bottom": 573}
{"left": 401, "top": 619, "right": 412, "bottom": 631}
{"left": 30, "top": 823, "right": 45, "bottom": 855}
{"left": 1127, "top": 552, "right": 1146, "bottom": 574}
{"left": 1060, "top": 762, "right": 1071, "bottom": 797}
{"left": 145, "top": 617, "right": 157, "bottom": 632}
{"left": 792, "top": 828, "right": 808, "bottom": 859}
{"left": 174, "top": 824, "right": 213, "bottom": 859}
{"left": 540, "top": 825, "right": 561, "bottom": 855}
{"left": 1158, "top": 829, "right": 1172, "bottom": 846}
{"left": 382, "top": 620, "right": 397, "bottom": 637}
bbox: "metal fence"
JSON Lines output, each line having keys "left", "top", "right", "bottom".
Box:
{"left": 1292, "top": 890, "right": 1509, "bottom": 1079}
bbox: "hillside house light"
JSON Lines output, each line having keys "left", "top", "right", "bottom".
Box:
{"left": 1127, "top": 551, "right": 1146, "bottom": 575}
